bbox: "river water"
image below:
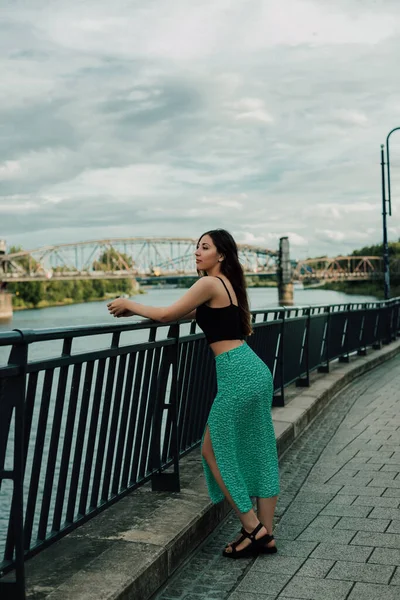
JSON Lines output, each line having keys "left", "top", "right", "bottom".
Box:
{"left": 0, "top": 285, "right": 379, "bottom": 337}
{"left": 0, "top": 286, "right": 379, "bottom": 559}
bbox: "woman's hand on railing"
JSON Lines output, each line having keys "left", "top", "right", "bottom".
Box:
{"left": 107, "top": 298, "right": 136, "bottom": 318}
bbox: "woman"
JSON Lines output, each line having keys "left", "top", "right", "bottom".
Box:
{"left": 107, "top": 229, "right": 279, "bottom": 559}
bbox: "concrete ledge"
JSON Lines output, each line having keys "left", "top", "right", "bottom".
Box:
{"left": 18, "top": 339, "right": 400, "bottom": 600}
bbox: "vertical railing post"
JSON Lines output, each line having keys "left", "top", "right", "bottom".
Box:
{"left": 151, "top": 323, "right": 181, "bottom": 492}
{"left": 296, "top": 307, "right": 310, "bottom": 388}
{"left": 0, "top": 332, "right": 28, "bottom": 600}
{"left": 318, "top": 305, "right": 331, "bottom": 373}
{"left": 357, "top": 305, "right": 367, "bottom": 356}
{"left": 339, "top": 304, "right": 351, "bottom": 363}
{"left": 371, "top": 302, "right": 381, "bottom": 349}
{"left": 387, "top": 300, "right": 396, "bottom": 343}
{"left": 273, "top": 308, "right": 285, "bottom": 407}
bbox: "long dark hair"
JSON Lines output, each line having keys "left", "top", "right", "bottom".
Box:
{"left": 197, "top": 229, "right": 253, "bottom": 336}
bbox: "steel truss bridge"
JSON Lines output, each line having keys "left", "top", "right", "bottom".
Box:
{"left": 0, "top": 238, "right": 278, "bottom": 283}
{"left": 0, "top": 238, "right": 385, "bottom": 283}
{"left": 293, "top": 256, "right": 384, "bottom": 281}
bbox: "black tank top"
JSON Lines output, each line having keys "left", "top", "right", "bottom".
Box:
{"left": 196, "top": 277, "right": 244, "bottom": 344}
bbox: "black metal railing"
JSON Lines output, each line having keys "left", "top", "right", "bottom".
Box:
{"left": 1, "top": 298, "right": 400, "bottom": 599}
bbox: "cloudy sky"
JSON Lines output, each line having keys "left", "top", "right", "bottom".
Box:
{"left": 1, "top": 0, "right": 400, "bottom": 259}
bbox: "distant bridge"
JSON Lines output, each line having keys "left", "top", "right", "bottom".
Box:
{"left": 293, "top": 256, "right": 384, "bottom": 281}
{"left": 0, "top": 238, "right": 385, "bottom": 283}
{"left": 0, "top": 237, "right": 278, "bottom": 283}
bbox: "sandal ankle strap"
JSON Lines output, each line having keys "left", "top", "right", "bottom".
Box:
{"left": 240, "top": 522, "right": 264, "bottom": 541}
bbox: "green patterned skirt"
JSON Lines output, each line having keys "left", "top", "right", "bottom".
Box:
{"left": 202, "top": 342, "right": 280, "bottom": 513}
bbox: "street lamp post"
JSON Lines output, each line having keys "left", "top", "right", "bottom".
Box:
{"left": 381, "top": 144, "right": 390, "bottom": 300}
{"left": 386, "top": 127, "right": 400, "bottom": 215}
{"left": 381, "top": 127, "right": 400, "bottom": 300}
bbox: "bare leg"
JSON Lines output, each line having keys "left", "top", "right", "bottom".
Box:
{"left": 202, "top": 426, "right": 268, "bottom": 552}
{"left": 226, "top": 495, "right": 278, "bottom": 550}
{"left": 256, "top": 496, "right": 278, "bottom": 548}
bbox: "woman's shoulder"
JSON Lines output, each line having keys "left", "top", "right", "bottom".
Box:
{"left": 191, "top": 276, "right": 219, "bottom": 291}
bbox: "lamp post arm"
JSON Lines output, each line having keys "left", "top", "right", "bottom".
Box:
{"left": 386, "top": 126, "right": 400, "bottom": 217}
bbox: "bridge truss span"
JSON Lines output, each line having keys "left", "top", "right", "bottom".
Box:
{"left": 293, "top": 255, "right": 384, "bottom": 281}
{"left": 0, "top": 237, "right": 279, "bottom": 282}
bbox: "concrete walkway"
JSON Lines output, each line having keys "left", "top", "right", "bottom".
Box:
{"left": 154, "top": 354, "right": 400, "bottom": 600}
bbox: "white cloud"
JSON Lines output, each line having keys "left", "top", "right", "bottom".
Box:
{"left": 200, "top": 196, "right": 244, "bottom": 209}
{"left": 0, "top": 160, "right": 21, "bottom": 179}
{"left": 334, "top": 110, "right": 369, "bottom": 126}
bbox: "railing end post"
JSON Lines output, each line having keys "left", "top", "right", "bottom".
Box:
{"left": 151, "top": 472, "right": 181, "bottom": 493}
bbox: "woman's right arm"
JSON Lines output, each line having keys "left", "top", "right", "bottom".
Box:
{"left": 182, "top": 309, "right": 196, "bottom": 321}
{"left": 108, "top": 278, "right": 212, "bottom": 321}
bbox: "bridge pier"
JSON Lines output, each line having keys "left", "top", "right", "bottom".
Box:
{"left": 278, "top": 237, "right": 294, "bottom": 306}
{"left": 0, "top": 240, "right": 12, "bottom": 322}
{"left": 0, "top": 292, "right": 12, "bottom": 323}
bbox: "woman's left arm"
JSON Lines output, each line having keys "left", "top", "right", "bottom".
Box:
{"left": 108, "top": 278, "right": 213, "bottom": 322}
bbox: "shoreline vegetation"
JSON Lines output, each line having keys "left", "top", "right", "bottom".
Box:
{"left": 10, "top": 278, "right": 278, "bottom": 311}
{"left": 314, "top": 280, "right": 400, "bottom": 300}
{"left": 11, "top": 290, "right": 145, "bottom": 312}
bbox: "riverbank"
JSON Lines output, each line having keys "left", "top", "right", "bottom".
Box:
{"left": 12, "top": 289, "right": 145, "bottom": 311}
{"left": 314, "top": 280, "right": 394, "bottom": 300}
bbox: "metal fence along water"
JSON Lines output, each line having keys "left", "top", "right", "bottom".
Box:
{"left": 1, "top": 299, "right": 400, "bottom": 599}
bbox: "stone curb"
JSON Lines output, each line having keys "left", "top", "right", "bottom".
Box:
{"left": 22, "top": 339, "right": 400, "bottom": 600}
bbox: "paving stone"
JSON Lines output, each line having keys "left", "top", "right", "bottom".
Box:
{"left": 251, "top": 555, "right": 304, "bottom": 575}
{"left": 364, "top": 471, "right": 397, "bottom": 480}
{"left": 348, "top": 582, "right": 400, "bottom": 599}
{"left": 356, "top": 451, "right": 394, "bottom": 459}
{"left": 326, "top": 560, "right": 394, "bottom": 584}
{"left": 295, "top": 558, "right": 334, "bottom": 578}
{"left": 338, "top": 485, "right": 386, "bottom": 496}
{"left": 379, "top": 445, "right": 400, "bottom": 453}
{"left": 325, "top": 473, "right": 370, "bottom": 487}
{"left": 281, "top": 502, "right": 326, "bottom": 519}
{"left": 368, "top": 477, "right": 400, "bottom": 488}
{"left": 301, "top": 483, "right": 344, "bottom": 494}
{"left": 369, "top": 457, "right": 400, "bottom": 466}
{"left": 334, "top": 516, "right": 390, "bottom": 532}
{"left": 352, "top": 496, "right": 400, "bottom": 508}
{"left": 310, "top": 542, "right": 373, "bottom": 562}
{"left": 303, "top": 515, "right": 340, "bottom": 528}
{"left": 228, "top": 594, "right": 277, "bottom": 600}
{"left": 292, "top": 490, "right": 338, "bottom": 505}
{"left": 383, "top": 488, "right": 400, "bottom": 498}
{"left": 352, "top": 531, "right": 400, "bottom": 549}
{"left": 236, "top": 572, "right": 291, "bottom": 596}
{"left": 298, "top": 527, "right": 354, "bottom": 544}
{"left": 280, "top": 575, "right": 353, "bottom": 600}
{"left": 369, "top": 507, "right": 400, "bottom": 520}
{"left": 274, "top": 523, "right": 307, "bottom": 540}
{"left": 368, "top": 547, "right": 400, "bottom": 565}
{"left": 389, "top": 568, "right": 400, "bottom": 586}
{"left": 276, "top": 540, "right": 319, "bottom": 558}
{"left": 321, "top": 504, "right": 371, "bottom": 518}
{"left": 381, "top": 464, "right": 400, "bottom": 472}
{"left": 386, "top": 520, "right": 400, "bottom": 534}
{"left": 354, "top": 462, "right": 385, "bottom": 471}
{"left": 324, "top": 494, "right": 357, "bottom": 505}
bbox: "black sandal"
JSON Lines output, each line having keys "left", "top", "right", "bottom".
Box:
{"left": 222, "top": 522, "right": 273, "bottom": 559}
{"left": 256, "top": 533, "right": 278, "bottom": 554}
